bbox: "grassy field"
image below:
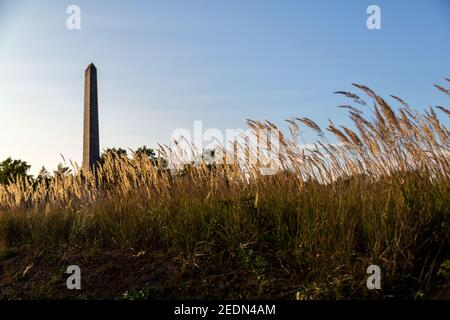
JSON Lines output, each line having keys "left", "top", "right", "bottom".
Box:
{"left": 0, "top": 83, "right": 449, "bottom": 299}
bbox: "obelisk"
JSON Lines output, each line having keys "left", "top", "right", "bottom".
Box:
{"left": 83, "top": 63, "right": 100, "bottom": 171}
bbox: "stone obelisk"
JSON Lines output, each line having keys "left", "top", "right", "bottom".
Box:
{"left": 83, "top": 63, "right": 100, "bottom": 171}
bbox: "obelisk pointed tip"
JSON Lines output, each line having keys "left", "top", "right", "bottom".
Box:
{"left": 86, "top": 63, "right": 97, "bottom": 71}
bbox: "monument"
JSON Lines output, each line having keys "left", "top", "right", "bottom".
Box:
{"left": 83, "top": 63, "right": 100, "bottom": 171}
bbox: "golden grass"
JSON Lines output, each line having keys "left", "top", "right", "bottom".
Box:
{"left": 0, "top": 82, "right": 449, "bottom": 298}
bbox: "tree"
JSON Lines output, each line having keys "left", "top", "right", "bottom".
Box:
{"left": 133, "top": 145, "right": 156, "bottom": 160}
{"left": 133, "top": 145, "right": 169, "bottom": 168}
{"left": 0, "top": 157, "right": 32, "bottom": 185}
{"left": 36, "top": 166, "right": 52, "bottom": 184}
{"left": 53, "top": 163, "right": 72, "bottom": 177}
{"left": 99, "top": 148, "right": 128, "bottom": 166}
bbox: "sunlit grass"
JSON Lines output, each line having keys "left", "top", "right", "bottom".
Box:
{"left": 0, "top": 81, "right": 449, "bottom": 298}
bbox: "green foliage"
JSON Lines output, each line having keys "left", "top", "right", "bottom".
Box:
{"left": 437, "top": 260, "right": 450, "bottom": 279}
{"left": 0, "top": 157, "right": 31, "bottom": 185}
{"left": 99, "top": 146, "right": 167, "bottom": 168}
{"left": 121, "top": 286, "right": 154, "bottom": 300}
{"left": 134, "top": 145, "right": 168, "bottom": 168}
{"left": 53, "top": 163, "right": 72, "bottom": 177}
{"left": 99, "top": 148, "right": 128, "bottom": 166}
{"left": 133, "top": 145, "right": 156, "bottom": 160}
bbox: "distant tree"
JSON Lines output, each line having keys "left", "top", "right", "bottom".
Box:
{"left": 36, "top": 166, "right": 52, "bottom": 184}
{"left": 133, "top": 145, "right": 156, "bottom": 160}
{"left": 38, "top": 166, "right": 51, "bottom": 178}
{"left": 53, "top": 163, "right": 72, "bottom": 177}
{"left": 0, "top": 157, "right": 32, "bottom": 185}
{"left": 133, "top": 145, "right": 169, "bottom": 169}
{"left": 99, "top": 148, "right": 128, "bottom": 166}
{"left": 157, "top": 156, "right": 169, "bottom": 169}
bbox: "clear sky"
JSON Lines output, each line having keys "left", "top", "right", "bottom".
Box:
{"left": 0, "top": 0, "right": 449, "bottom": 174}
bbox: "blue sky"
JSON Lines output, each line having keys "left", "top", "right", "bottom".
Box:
{"left": 0, "top": 0, "right": 449, "bottom": 174}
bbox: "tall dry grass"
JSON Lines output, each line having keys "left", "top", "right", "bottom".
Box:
{"left": 0, "top": 82, "right": 449, "bottom": 298}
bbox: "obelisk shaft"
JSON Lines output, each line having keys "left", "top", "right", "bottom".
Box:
{"left": 83, "top": 63, "right": 100, "bottom": 171}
